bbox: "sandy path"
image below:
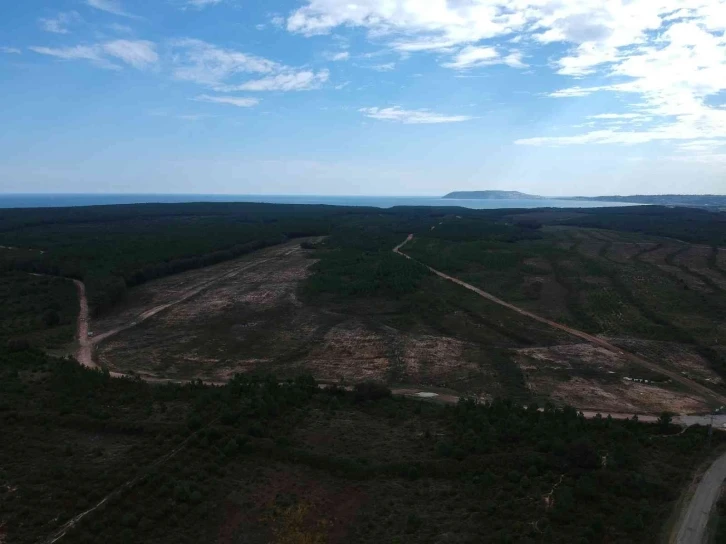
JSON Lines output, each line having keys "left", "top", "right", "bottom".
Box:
{"left": 42, "top": 419, "right": 217, "bottom": 544}
{"left": 394, "top": 234, "right": 726, "bottom": 407}
{"left": 671, "top": 450, "right": 726, "bottom": 543}
{"left": 72, "top": 279, "right": 97, "bottom": 370}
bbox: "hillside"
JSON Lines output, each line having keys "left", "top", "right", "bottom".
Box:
{"left": 442, "top": 190, "right": 544, "bottom": 200}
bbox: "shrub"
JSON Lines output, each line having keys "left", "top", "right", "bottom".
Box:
{"left": 186, "top": 413, "right": 202, "bottom": 431}
{"left": 7, "top": 338, "right": 30, "bottom": 352}
{"left": 354, "top": 381, "right": 392, "bottom": 402}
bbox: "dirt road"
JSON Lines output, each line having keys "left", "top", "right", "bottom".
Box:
{"left": 42, "top": 419, "right": 217, "bottom": 544}
{"left": 394, "top": 234, "right": 726, "bottom": 407}
{"left": 71, "top": 279, "right": 97, "bottom": 370}
{"left": 671, "top": 450, "right": 726, "bottom": 543}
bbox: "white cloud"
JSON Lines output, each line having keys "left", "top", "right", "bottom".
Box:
{"left": 326, "top": 51, "right": 350, "bottom": 61}
{"left": 171, "top": 40, "right": 330, "bottom": 93}
{"left": 86, "top": 0, "right": 135, "bottom": 18}
{"left": 360, "top": 106, "right": 474, "bottom": 124}
{"left": 183, "top": 0, "right": 223, "bottom": 7}
{"left": 442, "top": 46, "right": 527, "bottom": 70}
{"left": 40, "top": 12, "right": 81, "bottom": 34}
{"left": 589, "top": 113, "right": 646, "bottom": 120}
{"left": 285, "top": 0, "right": 726, "bottom": 159}
{"left": 370, "top": 62, "right": 395, "bottom": 71}
{"left": 194, "top": 94, "right": 260, "bottom": 107}
{"left": 548, "top": 86, "right": 604, "bottom": 98}
{"left": 102, "top": 40, "right": 157, "bottom": 69}
{"left": 30, "top": 40, "right": 157, "bottom": 70}
{"left": 503, "top": 51, "right": 527, "bottom": 69}
{"left": 1, "top": 47, "right": 21, "bottom": 54}
{"left": 171, "top": 39, "right": 279, "bottom": 86}
{"left": 523, "top": 19, "right": 726, "bottom": 147}
{"left": 286, "top": 0, "right": 524, "bottom": 44}
{"left": 443, "top": 46, "right": 499, "bottom": 69}
{"left": 222, "top": 70, "right": 330, "bottom": 91}
{"left": 29, "top": 45, "right": 111, "bottom": 68}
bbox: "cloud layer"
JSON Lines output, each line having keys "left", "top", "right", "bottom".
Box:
{"left": 172, "top": 39, "right": 330, "bottom": 92}
{"left": 30, "top": 40, "right": 158, "bottom": 70}
{"left": 287, "top": 0, "right": 726, "bottom": 155}
{"left": 194, "top": 94, "right": 259, "bottom": 107}
{"left": 360, "top": 107, "right": 473, "bottom": 124}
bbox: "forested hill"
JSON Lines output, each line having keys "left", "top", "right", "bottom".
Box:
{"left": 443, "top": 191, "right": 543, "bottom": 200}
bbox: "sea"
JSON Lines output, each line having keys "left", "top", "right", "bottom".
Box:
{"left": 0, "top": 194, "right": 637, "bottom": 210}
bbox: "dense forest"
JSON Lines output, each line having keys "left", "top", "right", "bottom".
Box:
{"left": 2, "top": 201, "right": 725, "bottom": 345}
{"left": 2, "top": 201, "right": 726, "bottom": 542}
{"left": 551, "top": 205, "right": 726, "bottom": 246}
{"left": 1, "top": 344, "right": 720, "bottom": 544}
{"left": 0, "top": 203, "right": 364, "bottom": 314}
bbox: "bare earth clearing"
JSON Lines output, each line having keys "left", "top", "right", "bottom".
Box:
{"left": 395, "top": 234, "right": 726, "bottom": 410}
{"left": 74, "top": 234, "right": 726, "bottom": 415}
{"left": 91, "top": 239, "right": 490, "bottom": 392}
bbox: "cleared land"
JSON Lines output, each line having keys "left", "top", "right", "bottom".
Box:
{"left": 403, "top": 224, "right": 726, "bottom": 413}
{"left": 88, "top": 225, "right": 726, "bottom": 415}
{"left": 93, "top": 239, "right": 533, "bottom": 396}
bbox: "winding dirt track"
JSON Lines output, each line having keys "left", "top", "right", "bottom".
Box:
{"left": 394, "top": 234, "right": 726, "bottom": 407}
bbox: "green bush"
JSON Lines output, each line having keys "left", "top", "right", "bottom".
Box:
{"left": 354, "top": 381, "right": 392, "bottom": 402}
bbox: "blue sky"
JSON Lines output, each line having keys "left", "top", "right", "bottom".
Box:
{"left": 1, "top": 0, "right": 725, "bottom": 196}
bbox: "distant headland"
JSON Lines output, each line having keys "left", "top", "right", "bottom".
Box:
{"left": 442, "top": 191, "right": 726, "bottom": 209}
{"left": 443, "top": 190, "right": 544, "bottom": 200}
